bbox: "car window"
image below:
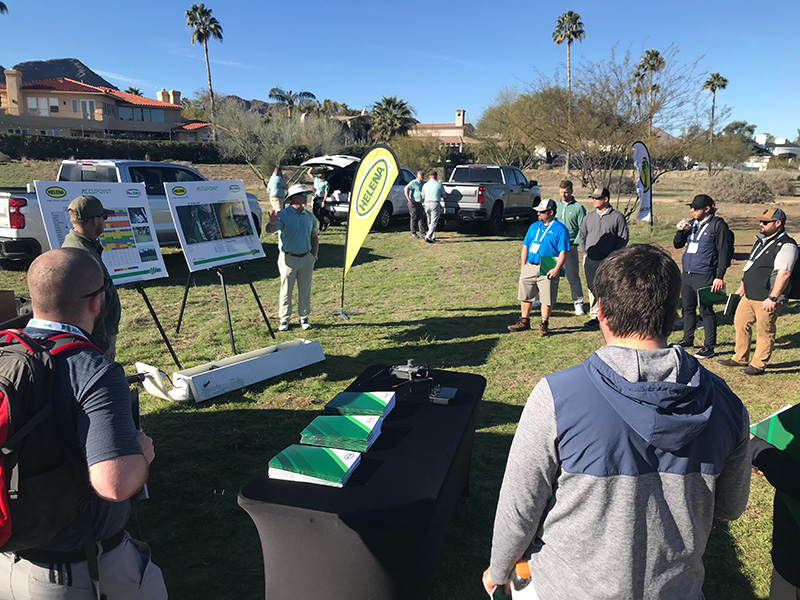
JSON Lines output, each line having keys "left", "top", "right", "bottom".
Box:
{"left": 450, "top": 167, "right": 503, "bottom": 184}
{"left": 513, "top": 168, "right": 528, "bottom": 186}
{"left": 58, "top": 164, "right": 117, "bottom": 182}
{"left": 501, "top": 167, "right": 517, "bottom": 185}
{"left": 129, "top": 167, "right": 167, "bottom": 196}
{"left": 169, "top": 168, "right": 205, "bottom": 183}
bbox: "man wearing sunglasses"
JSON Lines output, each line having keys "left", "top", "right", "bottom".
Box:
{"left": 61, "top": 195, "right": 121, "bottom": 360}
{"left": 718, "top": 207, "right": 797, "bottom": 376}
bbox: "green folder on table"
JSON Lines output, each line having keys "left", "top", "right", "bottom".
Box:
{"left": 268, "top": 444, "right": 361, "bottom": 488}
{"left": 300, "top": 415, "right": 382, "bottom": 452}
{"left": 696, "top": 285, "right": 728, "bottom": 308}
{"left": 751, "top": 404, "right": 800, "bottom": 524}
{"left": 324, "top": 391, "right": 396, "bottom": 418}
{"left": 538, "top": 256, "right": 564, "bottom": 277}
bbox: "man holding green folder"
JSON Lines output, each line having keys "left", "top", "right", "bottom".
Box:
{"left": 508, "top": 199, "right": 569, "bottom": 337}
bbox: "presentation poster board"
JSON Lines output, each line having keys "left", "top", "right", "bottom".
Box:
{"left": 35, "top": 181, "right": 168, "bottom": 285}
{"left": 164, "top": 180, "right": 264, "bottom": 272}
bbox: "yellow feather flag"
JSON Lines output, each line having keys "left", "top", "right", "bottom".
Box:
{"left": 344, "top": 145, "right": 398, "bottom": 276}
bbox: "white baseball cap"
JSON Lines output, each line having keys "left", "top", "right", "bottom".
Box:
{"left": 287, "top": 184, "right": 309, "bottom": 201}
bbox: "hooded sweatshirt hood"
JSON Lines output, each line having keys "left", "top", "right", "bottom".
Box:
{"left": 586, "top": 345, "right": 713, "bottom": 452}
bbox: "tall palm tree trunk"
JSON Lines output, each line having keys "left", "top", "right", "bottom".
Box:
{"left": 566, "top": 41, "right": 571, "bottom": 174}
{"left": 203, "top": 39, "right": 216, "bottom": 141}
{"left": 709, "top": 91, "right": 716, "bottom": 146}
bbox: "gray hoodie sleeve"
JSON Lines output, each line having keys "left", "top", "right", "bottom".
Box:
{"left": 713, "top": 407, "right": 751, "bottom": 520}
{"left": 489, "top": 379, "right": 559, "bottom": 584}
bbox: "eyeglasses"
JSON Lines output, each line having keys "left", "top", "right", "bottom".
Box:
{"left": 81, "top": 280, "right": 108, "bottom": 299}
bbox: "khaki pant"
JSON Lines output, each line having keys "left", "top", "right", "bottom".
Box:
{"left": 518, "top": 262, "right": 560, "bottom": 306}
{"left": 278, "top": 252, "right": 315, "bottom": 322}
{"left": 270, "top": 197, "right": 285, "bottom": 212}
{"left": 0, "top": 535, "right": 167, "bottom": 600}
{"left": 733, "top": 296, "right": 784, "bottom": 370}
{"left": 583, "top": 256, "right": 604, "bottom": 319}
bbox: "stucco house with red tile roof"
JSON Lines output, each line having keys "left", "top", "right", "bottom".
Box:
{"left": 0, "top": 69, "right": 186, "bottom": 139}
{"left": 408, "top": 109, "right": 478, "bottom": 151}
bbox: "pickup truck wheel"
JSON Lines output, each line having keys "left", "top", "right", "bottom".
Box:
{"left": 485, "top": 203, "right": 505, "bottom": 235}
{"left": 374, "top": 203, "right": 392, "bottom": 230}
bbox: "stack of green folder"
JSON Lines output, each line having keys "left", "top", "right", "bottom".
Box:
{"left": 300, "top": 415, "right": 383, "bottom": 452}
{"left": 268, "top": 444, "right": 361, "bottom": 488}
{"left": 323, "top": 391, "right": 396, "bottom": 418}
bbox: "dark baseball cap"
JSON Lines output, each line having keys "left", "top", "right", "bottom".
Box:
{"left": 533, "top": 198, "right": 557, "bottom": 212}
{"left": 67, "top": 195, "right": 111, "bottom": 220}
{"left": 588, "top": 187, "right": 610, "bottom": 199}
{"left": 759, "top": 207, "right": 787, "bottom": 223}
{"left": 689, "top": 194, "right": 714, "bottom": 209}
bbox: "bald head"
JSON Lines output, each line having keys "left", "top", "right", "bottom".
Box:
{"left": 28, "top": 248, "right": 104, "bottom": 325}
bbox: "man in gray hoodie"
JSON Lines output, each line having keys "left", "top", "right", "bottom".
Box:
{"left": 483, "top": 244, "right": 751, "bottom": 600}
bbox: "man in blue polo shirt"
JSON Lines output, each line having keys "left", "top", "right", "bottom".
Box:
{"left": 421, "top": 170, "right": 446, "bottom": 244}
{"left": 508, "top": 199, "right": 570, "bottom": 336}
{"left": 404, "top": 170, "right": 427, "bottom": 238}
{"left": 266, "top": 184, "right": 319, "bottom": 331}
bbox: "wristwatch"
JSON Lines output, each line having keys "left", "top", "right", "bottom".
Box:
{"left": 768, "top": 295, "right": 778, "bottom": 302}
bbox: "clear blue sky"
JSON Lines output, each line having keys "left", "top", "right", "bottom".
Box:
{"left": 2, "top": 0, "right": 797, "bottom": 139}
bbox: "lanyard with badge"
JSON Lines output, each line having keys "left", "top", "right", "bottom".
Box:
{"left": 686, "top": 218, "right": 712, "bottom": 254}
{"left": 27, "top": 318, "right": 88, "bottom": 339}
{"left": 743, "top": 231, "right": 786, "bottom": 272}
{"left": 528, "top": 221, "right": 554, "bottom": 256}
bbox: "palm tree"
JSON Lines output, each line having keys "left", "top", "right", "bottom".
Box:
{"left": 632, "top": 67, "right": 646, "bottom": 122}
{"left": 553, "top": 10, "right": 585, "bottom": 173}
{"left": 638, "top": 49, "right": 665, "bottom": 134}
{"left": 370, "top": 96, "right": 415, "bottom": 140}
{"left": 186, "top": 3, "right": 223, "bottom": 139}
{"left": 0, "top": 3, "right": 7, "bottom": 14}
{"left": 703, "top": 73, "right": 728, "bottom": 145}
{"left": 124, "top": 86, "right": 142, "bottom": 96}
{"left": 268, "top": 88, "right": 317, "bottom": 118}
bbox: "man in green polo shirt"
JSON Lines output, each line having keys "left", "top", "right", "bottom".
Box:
{"left": 555, "top": 180, "right": 587, "bottom": 315}
{"left": 404, "top": 170, "right": 427, "bottom": 238}
{"left": 266, "top": 184, "right": 319, "bottom": 331}
{"left": 61, "top": 195, "right": 121, "bottom": 359}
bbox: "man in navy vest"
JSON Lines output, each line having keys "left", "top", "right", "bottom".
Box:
{"left": 483, "top": 244, "right": 750, "bottom": 600}
{"left": 673, "top": 194, "right": 733, "bottom": 359}
{"left": 718, "top": 207, "right": 798, "bottom": 376}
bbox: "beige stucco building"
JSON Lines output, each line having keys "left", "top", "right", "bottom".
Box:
{"left": 0, "top": 69, "right": 185, "bottom": 139}
{"left": 408, "top": 109, "right": 478, "bottom": 151}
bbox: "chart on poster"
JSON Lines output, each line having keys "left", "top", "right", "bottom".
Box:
{"left": 164, "top": 180, "right": 264, "bottom": 272}
{"left": 36, "top": 181, "right": 168, "bottom": 285}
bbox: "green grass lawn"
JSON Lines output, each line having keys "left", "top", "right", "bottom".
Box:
{"left": 1, "top": 161, "right": 798, "bottom": 598}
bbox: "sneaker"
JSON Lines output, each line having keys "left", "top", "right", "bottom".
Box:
{"left": 741, "top": 365, "right": 765, "bottom": 376}
{"left": 531, "top": 300, "right": 542, "bottom": 309}
{"left": 278, "top": 321, "right": 289, "bottom": 332}
{"left": 574, "top": 302, "right": 585, "bottom": 316}
{"left": 676, "top": 339, "right": 694, "bottom": 348}
{"left": 507, "top": 317, "right": 531, "bottom": 332}
{"left": 582, "top": 318, "right": 600, "bottom": 330}
{"left": 300, "top": 318, "right": 311, "bottom": 330}
{"left": 717, "top": 358, "right": 747, "bottom": 368}
{"left": 410, "top": 233, "right": 419, "bottom": 238}
{"left": 694, "top": 346, "right": 715, "bottom": 359}
{"left": 538, "top": 320, "right": 549, "bottom": 337}
{"left": 425, "top": 237, "right": 435, "bottom": 244}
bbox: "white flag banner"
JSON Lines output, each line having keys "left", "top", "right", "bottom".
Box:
{"left": 633, "top": 141, "right": 652, "bottom": 222}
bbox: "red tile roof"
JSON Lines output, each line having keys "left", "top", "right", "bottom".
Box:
{"left": 0, "top": 77, "right": 180, "bottom": 108}
{"left": 99, "top": 87, "right": 181, "bottom": 108}
{"left": 173, "top": 121, "right": 209, "bottom": 131}
{"left": 414, "top": 123, "right": 461, "bottom": 129}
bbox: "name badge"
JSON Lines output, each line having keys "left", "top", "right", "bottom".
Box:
{"left": 743, "top": 260, "right": 754, "bottom": 272}
{"left": 686, "top": 241, "right": 699, "bottom": 254}
{"left": 529, "top": 243, "right": 540, "bottom": 254}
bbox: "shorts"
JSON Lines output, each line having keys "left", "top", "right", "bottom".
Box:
{"left": 518, "top": 262, "right": 559, "bottom": 306}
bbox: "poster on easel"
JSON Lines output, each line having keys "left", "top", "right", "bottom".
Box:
{"left": 35, "top": 181, "right": 168, "bottom": 285}
{"left": 164, "top": 180, "right": 264, "bottom": 272}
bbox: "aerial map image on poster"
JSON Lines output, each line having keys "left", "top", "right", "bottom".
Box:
{"left": 176, "top": 204, "right": 224, "bottom": 245}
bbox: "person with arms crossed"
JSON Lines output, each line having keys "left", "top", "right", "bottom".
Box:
{"left": 0, "top": 248, "right": 166, "bottom": 600}
{"left": 404, "top": 170, "right": 427, "bottom": 238}
{"left": 579, "top": 187, "right": 628, "bottom": 330}
{"left": 554, "top": 180, "right": 587, "bottom": 316}
{"left": 485, "top": 244, "right": 751, "bottom": 600}
{"left": 673, "top": 194, "right": 734, "bottom": 359}
{"left": 421, "top": 171, "right": 446, "bottom": 244}
{"left": 60, "top": 195, "right": 121, "bottom": 360}
{"left": 266, "top": 184, "right": 319, "bottom": 332}
{"left": 718, "top": 207, "right": 797, "bottom": 376}
{"left": 507, "top": 199, "right": 569, "bottom": 337}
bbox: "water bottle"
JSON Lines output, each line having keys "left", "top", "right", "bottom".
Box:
{"left": 510, "top": 561, "right": 539, "bottom": 599}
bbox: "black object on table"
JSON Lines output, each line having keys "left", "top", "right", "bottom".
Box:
{"left": 238, "top": 365, "right": 486, "bottom": 600}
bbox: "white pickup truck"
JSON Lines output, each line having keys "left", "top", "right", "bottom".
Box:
{"left": 442, "top": 164, "right": 540, "bottom": 234}
{"left": 0, "top": 159, "right": 263, "bottom": 263}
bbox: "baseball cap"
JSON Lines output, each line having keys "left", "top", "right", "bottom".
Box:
{"left": 287, "top": 184, "right": 309, "bottom": 200}
{"left": 533, "top": 198, "right": 557, "bottom": 212}
{"left": 67, "top": 195, "right": 111, "bottom": 220}
{"left": 759, "top": 207, "right": 787, "bottom": 223}
{"left": 588, "top": 187, "right": 610, "bottom": 199}
{"left": 689, "top": 194, "right": 714, "bottom": 209}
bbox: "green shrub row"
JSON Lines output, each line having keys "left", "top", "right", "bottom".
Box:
{"left": 0, "top": 134, "right": 227, "bottom": 163}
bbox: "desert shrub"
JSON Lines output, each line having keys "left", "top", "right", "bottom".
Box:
{"left": 759, "top": 170, "right": 797, "bottom": 197}
{"left": 766, "top": 156, "right": 800, "bottom": 171}
{"left": 703, "top": 171, "right": 774, "bottom": 204}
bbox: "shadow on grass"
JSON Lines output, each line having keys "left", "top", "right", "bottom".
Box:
{"left": 703, "top": 519, "right": 759, "bottom": 600}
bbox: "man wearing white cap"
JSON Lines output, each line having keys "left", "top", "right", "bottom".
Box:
{"left": 265, "top": 184, "right": 319, "bottom": 331}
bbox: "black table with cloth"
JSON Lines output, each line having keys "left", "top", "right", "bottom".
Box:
{"left": 238, "top": 365, "right": 486, "bottom": 600}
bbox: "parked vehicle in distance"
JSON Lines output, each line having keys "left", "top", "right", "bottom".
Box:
{"left": 442, "top": 164, "right": 540, "bottom": 234}
{"left": 0, "top": 159, "right": 262, "bottom": 263}
{"left": 300, "top": 155, "right": 416, "bottom": 230}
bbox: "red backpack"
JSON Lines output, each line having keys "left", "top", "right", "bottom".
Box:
{"left": 0, "top": 329, "right": 102, "bottom": 551}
